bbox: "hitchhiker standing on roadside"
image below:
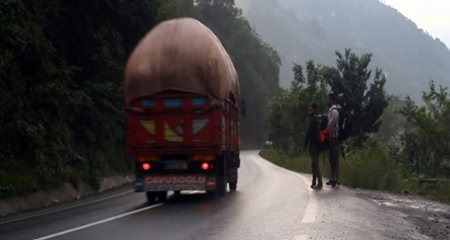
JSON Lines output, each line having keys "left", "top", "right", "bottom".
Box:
{"left": 304, "top": 102, "right": 323, "bottom": 189}
{"left": 323, "top": 93, "right": 340, "bottom": 188}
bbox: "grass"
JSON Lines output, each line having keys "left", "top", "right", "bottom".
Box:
{"left": 259, "top": 148, "right": 331, "bottom": 178}
{"left": 259, "top": 144, "right": 449, "bottom": 203}
{"left": 412, "top": 181, "right": 450, "bottom": 203}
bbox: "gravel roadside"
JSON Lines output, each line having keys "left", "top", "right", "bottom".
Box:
{"left": 358, "top": 189, "right": 450, "bottom": 240}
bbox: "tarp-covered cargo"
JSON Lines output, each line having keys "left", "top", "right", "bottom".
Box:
{"left": 124, "top": 17, "right": 240, "bottom": 106}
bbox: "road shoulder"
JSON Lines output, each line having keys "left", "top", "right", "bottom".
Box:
{"left": 0, "top": 175, "right": 134, "bottom": 218}
{"left": 357, "top": 189, "right": 450, "bottom": 239}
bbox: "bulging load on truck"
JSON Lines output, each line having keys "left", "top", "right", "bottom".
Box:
{"left": 124, "top": 17, "right": 240, "bottom": 107}
{"left": 124, "top": 17, "right": 241, "bottom": 202}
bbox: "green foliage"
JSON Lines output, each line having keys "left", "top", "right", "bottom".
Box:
{"left": 260, "top": 148, "right": 331, "bottom": 179}
{"left": 324, "top": 49, "right": 390, "bottom": 142}
{"left": 341, "top": 140, "right": 406, "bottom": 191}
{"left": 398, "top": 81, "right": 450, "bottom": 178}
{"left": 267, "top": 61, "right": 327, "bottom": 155}
{"left": 0, "top": 0, "right": 77, "bottom": 196}
{"left": 427, "top": 181, "right": 450, "bottom": 203}
{"left": 266, "top": 88, "right": 291, "bottom": 151}
{"left": 261, "top": 140, "right": 450, "bottom": 202}
{"left": 267, "top": 49, "right": 389, "bottom": 154}
{"left": 0, "top": 157, "right": 37, "bottom": 197}
{"left": 262, "top": 56, "right": 449, "bottom": 202}
{"left": 261, "top": 140, "right": 419, "bottom": 193}
{"left": 0, "top": 0, "right": 165, "bottom": 197}
{"left": 0, "top": 0, "right": 280, "bottom": 197}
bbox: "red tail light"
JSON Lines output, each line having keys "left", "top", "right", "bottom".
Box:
{"left": 143, "top": 163, "right": 151, "bottom": 171}
{"left": 201, "top": 162, "right": 209, "bottom": 170}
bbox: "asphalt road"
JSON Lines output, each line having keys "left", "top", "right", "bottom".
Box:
{"left": 0, "top": 150, "right": 429, "bottom": 240}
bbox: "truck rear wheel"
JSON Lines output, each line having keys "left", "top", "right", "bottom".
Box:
{"left": 146, "top": 191, "right": 167, "bottom": 203}
{"left": 215, "top": 153, "right": 228, "bottom": 197}
{"left": 229, "top": 183, "right": 237, "bottom": 191}
{"left": 216, "top": 174, "right": 226, "bottom": 197}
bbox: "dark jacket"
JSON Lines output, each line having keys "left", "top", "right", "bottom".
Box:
{"left": 304, "top": 115, "right": 321, "bottom": 150}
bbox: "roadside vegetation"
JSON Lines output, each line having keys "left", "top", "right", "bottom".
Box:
{"left": 262, "top": 51, "right": 450, "bottom": 203}
{"left": 260, "top": 141, "right": 407, "bottom": 191}
{"left": 0, "top": 0, "right": 280, "bottom": 198}
{"left": 1, "top": 0, "right": 448, "bottom": 204}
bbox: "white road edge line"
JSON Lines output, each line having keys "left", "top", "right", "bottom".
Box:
{"left": 276, "top": 166, "right": 318, "bottom": 223}
{"left": 257, "top": 155, "right": 318, "bottom": 223}
{"left": 33, "top": 203, "right": 164, "bottom": 240}
{"left": 0, "top": 190, "right": 134, "bottom": 225}
{"left": 297, "top": 174, "right": 318, "bottom": 223}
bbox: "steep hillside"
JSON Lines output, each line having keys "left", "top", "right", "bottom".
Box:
{"left": 0, "top": 0, "right": 279, "bottom": 198}
{"left": 236, "top": 0, "right": 450, "bottom": 102}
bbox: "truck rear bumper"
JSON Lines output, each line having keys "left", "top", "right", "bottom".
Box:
{"left": 135, "top": 174, "right": 217, "bottom": 192}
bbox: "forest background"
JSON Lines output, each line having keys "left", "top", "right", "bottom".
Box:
{"left": 0, "top": 0, "right": 448, "bottom": 202}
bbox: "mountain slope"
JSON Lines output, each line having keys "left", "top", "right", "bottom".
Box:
{"left": 236, "top": 0, "right": 450, "bottom": 102}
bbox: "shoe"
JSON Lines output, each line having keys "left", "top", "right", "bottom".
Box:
{"left": 311, "top": 180, "right": 317, "bottom": 189}
{"left": 331, "top": 181, "right": 340, "bottom": 188}
{"left": 313, "top": 184, "right": 323, "bottom": 190}
{"left": 326, "top": 180, "right": 334, "bottom": 186}
{"left": 310, "top": 184, "right": 315, "bottom": 189}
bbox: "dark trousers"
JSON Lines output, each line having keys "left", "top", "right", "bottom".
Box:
{"left": 329, "top": 138, "right": 339, "bottom": 167}
{"left": 329, "top": 138, "right": 340, "bottom": 182}
{"left": 310, "top": 147, "right": 322, "bottom": 185}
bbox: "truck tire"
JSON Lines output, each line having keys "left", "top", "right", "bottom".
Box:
{"left": 229, "top": 182, "right": 237, "bottom": 191}
{"left": 216, "top": 174, "right": 226, "bottom": 197}
{"left": 146, "top": 192, "right": 157, "bottom": 203}
{"left": 158, "top": 191, "right": 167, "bottom": 202}
{"left": 146, "top": 191, "right": 167, "bottom": 203}
{"left": 215, "top": 153, "right": 227, "bottom": 197}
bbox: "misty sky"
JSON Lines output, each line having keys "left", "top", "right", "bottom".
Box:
{"left": 382, "top": 0, "right": 450, "bottom": 48}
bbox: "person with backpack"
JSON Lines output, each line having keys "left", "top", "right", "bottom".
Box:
{"left": 304, "top": 102, "right": 323, "bottom": 189}
{"left": 321, "top": 93, "right": 341, "bottom": 188}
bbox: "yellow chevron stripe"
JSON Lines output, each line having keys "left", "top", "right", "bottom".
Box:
{"left": 164, "top": 123, "right": 183, "bottom": 142}
{"left": 140, "top": 120, "right": 155, "bottom": 134}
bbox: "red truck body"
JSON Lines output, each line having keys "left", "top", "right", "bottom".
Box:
{"left": 124, "top": 18, "right": 240, "bottom": 201}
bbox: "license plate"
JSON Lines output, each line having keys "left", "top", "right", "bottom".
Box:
{"left": 144, "top": 175, "right": 207, "bottom": 191}
{"left": 165, "top": 162, "right": 188, "bottom": 170}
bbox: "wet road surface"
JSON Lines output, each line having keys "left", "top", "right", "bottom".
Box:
{"left": 0, "top": 150, "right": 437, "bottom": 240}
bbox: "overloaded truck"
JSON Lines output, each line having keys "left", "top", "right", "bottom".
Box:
{"left": 124, "top": 18, "right": 241, "bottom": 202}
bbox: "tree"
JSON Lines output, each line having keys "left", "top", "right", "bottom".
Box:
{"left": 266, "top": 88, "right": 290, "bottom": 152}
{"left": 267, "top": 61, "right": 327, "bottom": 154}
{"left": 0, "top": 0, "right": 169, "bottom": 196}
{"left": 0, "top": 0, "right": 79, "bottom": 194}
{"left": 324, "top": 49, "right": 390, "bottom": 142}
{"left": 399, "top": 81, "right": 450, "bottom": 177}
{"left": 0, "top": 0, "right": 282, "bottom": 197}
{"left": 192, "top": 0, "right": 281, "bottom": 146}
